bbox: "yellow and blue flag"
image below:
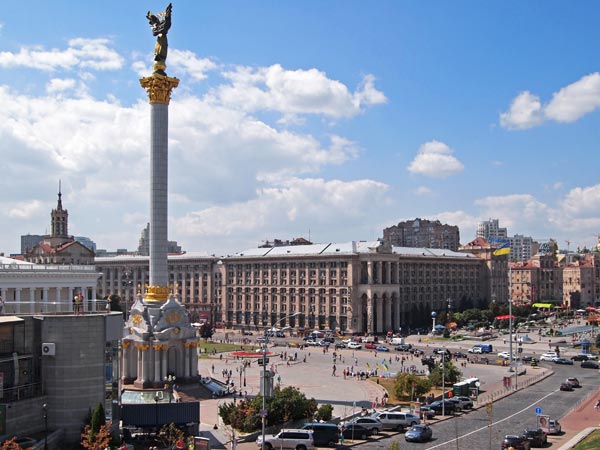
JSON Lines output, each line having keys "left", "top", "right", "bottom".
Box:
{"left": 493, "top": 241, "right": 510, "bottom": 256}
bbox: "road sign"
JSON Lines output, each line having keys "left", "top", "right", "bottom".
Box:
{"left": 535, "top": 407, "right": 542, "bottom": 414}
{"left": 261, "top": 408, "right": 268, "bottom": 418}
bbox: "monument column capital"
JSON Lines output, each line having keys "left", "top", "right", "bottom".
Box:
{"left": 140, "top": 74, "right": 179, "bottom": 105}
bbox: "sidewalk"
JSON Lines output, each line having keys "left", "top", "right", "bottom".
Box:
{"left": 554, "top": 387, "right": 600, "bottom": 449}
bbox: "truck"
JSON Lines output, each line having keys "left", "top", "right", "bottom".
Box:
{"left": 468, "top": 343, "right": 493, "bottom": 353}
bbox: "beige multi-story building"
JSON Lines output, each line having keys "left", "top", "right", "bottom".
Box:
{"left": 509, "top": 253, "right": 560, "bottom": 305}
{"left": 382, "top": 218, "right": 460, "bottom": 251}
{"left": 95, "top": 240, "right": 489, "bottom": 333}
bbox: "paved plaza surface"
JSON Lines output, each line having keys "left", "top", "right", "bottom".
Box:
{"left": 189, "top": 330, "right": 599, "bottom": 450}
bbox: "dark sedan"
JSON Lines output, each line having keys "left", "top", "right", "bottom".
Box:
{"left": 581, "top": 360, "right": 600, "bottom": 369}
{"left": 501, "top": 434, "right": 531, "bottom": 450}
{"left": 560, "top": 382, "right": 574, "bottom": 391}
{"left": 523, "top": 428, "right": 547, "bottom": 447}
{"left": 453, "top": 351, "right": 468, "bottom": 358}
{"left": 404, "top": 424, "right": 433, "bottom": 443}
{"left": 570, "top": 354, "right": 589, "bottom": 361}
{"left": 340, "top": 423, "right": 372, "bottom": 440}
{"left": 428, "top": 400, "right": 457, "bottom": 414}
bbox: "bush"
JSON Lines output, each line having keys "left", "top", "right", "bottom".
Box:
{"left": 394, "top": 373, "right": 431, "bottom": 400}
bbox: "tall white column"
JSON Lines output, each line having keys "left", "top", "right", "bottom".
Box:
{"left": 15, "top": 288, "right": 21, "bottom": 314}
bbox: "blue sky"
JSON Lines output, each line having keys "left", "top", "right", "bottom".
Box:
{"left": 1, "top": 1, "right": 600, "bottom": 255}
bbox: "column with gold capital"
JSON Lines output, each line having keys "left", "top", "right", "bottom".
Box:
{"left": 139, "top": 74, "right": 179, "bottom": 303}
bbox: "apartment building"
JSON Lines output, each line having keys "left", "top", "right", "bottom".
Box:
{"left": 382, "top": 218, "right": 460, "bottom": 251}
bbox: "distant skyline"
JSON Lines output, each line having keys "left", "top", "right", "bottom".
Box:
{"left": 1, "top": 1, "right": 600, "bottom": 256}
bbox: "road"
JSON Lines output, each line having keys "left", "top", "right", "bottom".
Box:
{"left": 346, "top": 363, "right": 599, "bottom": 449}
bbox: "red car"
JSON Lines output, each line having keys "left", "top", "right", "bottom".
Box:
{"left": 365, "top": 342, "right": 377, "bottom": 349}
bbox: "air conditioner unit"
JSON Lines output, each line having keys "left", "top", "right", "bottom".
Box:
{"left": 42, "top": 343, "right": 56, "bottom": 356}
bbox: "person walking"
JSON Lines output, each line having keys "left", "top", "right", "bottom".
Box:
{"left": 332, "top": 364, "right": 336, "bottom": 376}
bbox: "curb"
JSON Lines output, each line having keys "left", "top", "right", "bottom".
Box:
{"left": 557, "top": 426, "right": 600, "bottom": 450}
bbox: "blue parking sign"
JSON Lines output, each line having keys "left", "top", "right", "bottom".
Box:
{"left": 535, "top": 407, "right": 542, "bottom": 414}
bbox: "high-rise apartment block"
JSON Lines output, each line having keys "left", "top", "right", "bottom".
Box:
{"left": 476, "top": 218, "right": 508, "bottom": 242}
{"left": 382, "top": 218, "right": 460, "bottom": 251}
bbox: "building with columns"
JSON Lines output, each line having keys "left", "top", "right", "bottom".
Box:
{"left": 0, "top": 255, "right": 100, "bottom": 314}
{"left": 96, "top": 240, "right": 488, "bottom": 333}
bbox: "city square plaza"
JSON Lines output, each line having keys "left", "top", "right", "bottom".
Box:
{"left": 186, "top": 329, "right": 600, "bottom": 450}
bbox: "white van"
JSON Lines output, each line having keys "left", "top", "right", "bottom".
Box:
{"left": 390, "top": 337, "right": 405, "bottom": 345}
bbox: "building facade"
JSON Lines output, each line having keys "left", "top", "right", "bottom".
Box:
{"left": 0, "top": 255, "right": 101, "bottom": 314}
{"left": 96, "top": 241, "right": 488, "bottom": 333}
{"left": 382, "top": 218, "right": 460, "bottom": 251}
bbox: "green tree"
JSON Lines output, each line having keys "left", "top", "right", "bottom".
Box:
{"left": 394, "top": 373, "right": 431, "bottom": 400}
{"left": 90, "top": 403, "right": 105, "bottom": 440}
{"left": 315, "top": 404, "right": 333, "bottom": 421}
{"left": 219, "top": 386, "right": 318, "bottom": 432}
{"left": 199, "top": 322, "right": 214, "bottom": 339}
{"left": 429, "top": 360, "right": 462, "bottom": 386}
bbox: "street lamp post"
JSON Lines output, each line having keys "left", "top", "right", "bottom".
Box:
{"left": 42, "top": 403, "right": 48, "bottom": 450}
{"left": 261, "top": 312, "right": 301, "bottom": 450}
{"left": 441, "top": 352, "right": 446, "bottom": 417}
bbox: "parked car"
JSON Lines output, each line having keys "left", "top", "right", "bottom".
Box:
{"left": 566, "top": 377, "right": 581, "bottom": 388}
{"left": 560, "top": 382, "right": 574, "bottom": 391}
{"left": 523, "top": 428, "right": 547, "bottom": 447}
{"left": 339, "top": 423, "right": 372, "bottom": 440}
{"left": 371, "top": 412, "right": 420, "bottom": 431}
{"left": 301, "top": 423, "right": 339, "bottom": 447}
{"left": 546, "top": 419, "right": 561, "bottom": 435}
{"left": 256, "top": 429, "right": 315, "bottom": 450}
{"left": 452, "top": 396, "right": 474, "bottom": 409}
{"left": 419, "top": 405, "right": 436, "bottom": 420}
{"left": 428, "top": 400, "right": 457, "bottom": 415}
{"left": 375, "top": 345, "right": 390, "bottom": 352}
{"left": 581, "top": 360, "right": 600, "bottom": 369}
{"left": 553, "top": 357, "right": 573, "bottom": 365}
{"left": 345, "top": 417, "right": 382, "bottom": 434}
{"left": 404, "top": 424, "right": 433, "bottom": 443}
{"left": 347, "top": 342, "right": 362, "bottom": 350}
{"left": 501, "top": 434, "right": 531, "bottom": 450}
{"left": 334, "top": 342, "right": 346, "bottom": 349}
{"left": 364, "top": 342, "right": 377, "bottom": 350}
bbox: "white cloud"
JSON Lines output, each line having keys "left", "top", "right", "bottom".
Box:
{"left": 172, "top": 177, "right": 390, "bottom": 238}
{"left": 474, "top": 194, "right": 550, "bottom": 231}
{"left": 500, "top": 72, "right": 600, "bottom": 129}
{"left": 407, "top": 140, "right": 464, "bottom": 178}
{"left": 559, "top": 184, "right": 600, "bottom": 217}
{"left": 212, "top": 64, "right": 386, "bottom": 118}
{"left": 7, "top": 200, "right": 44, "bottom": 219}
{"left": 499, "top": 91, "right": 544, "bottom": 130}
{"left": 545, "top": 72, "right": 600, "bottom": 122}
{"left": 46, "top": 78, "right": 77, "bottom": 94}
{"left": 0, "top": 38, "right": 124, "bottom": 72}
{"left": 169, "top": 50, "right": 217, "bottom": 81}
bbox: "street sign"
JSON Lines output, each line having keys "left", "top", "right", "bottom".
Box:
{"left": 260, "top": 408, "right": 268, "bottom": 418}
{"left": 535, "top": 407, "right": 542, "bottom": 414}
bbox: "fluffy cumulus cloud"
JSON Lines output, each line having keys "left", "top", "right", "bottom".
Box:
{"left": 0, "top": 38, "right": 124, "bottom": 72}
{"left": 407, "top": 140, "right": 464, "bottom": 178}
{"left": 499, "top": 91, "right": 544, "bottom": 130}
{"left": 500, "top": 72, "right": 600, "bottom": 129}
{"left": 172, "top": 177, "right": 390, "bottom": 239}
{"left": 211, "top": 64, "right": 387, "bottom": 119}
{"left": 474, "top": 194, "right": 550, "bottom": 231}
{"left": 0, "top": 40, "right": 388, "bottom": 254}
{"left": 559, "top": 184, "right": 600, "bottom": 217}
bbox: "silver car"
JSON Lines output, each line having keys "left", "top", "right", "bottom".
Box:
{"left": 256, "top": 429, "right": 314, "bottom": 450}
{"left": 345, "top": 417, "right": 383, "bottom": 434}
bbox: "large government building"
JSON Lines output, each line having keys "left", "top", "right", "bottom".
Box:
{"left": 96, "top": 240, "right": 494, "bottom": 334}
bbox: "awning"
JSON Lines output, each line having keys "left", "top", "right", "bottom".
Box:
{"left": 532, "top": 303, "right": 553, "bottom": 308}
{"left": 495, "top": 315, "right": 515, "bottom": 320}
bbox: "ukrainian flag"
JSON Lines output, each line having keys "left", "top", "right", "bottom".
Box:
{"left": 493, "top": 241, "right": 510, "bottom": 256}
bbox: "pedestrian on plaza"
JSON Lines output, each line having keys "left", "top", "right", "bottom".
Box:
{"left": 595, "top": 399, "right": 600, "bottom": 409}
{"left": 332, "top": 364, "right": 336, "bottom": 376}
